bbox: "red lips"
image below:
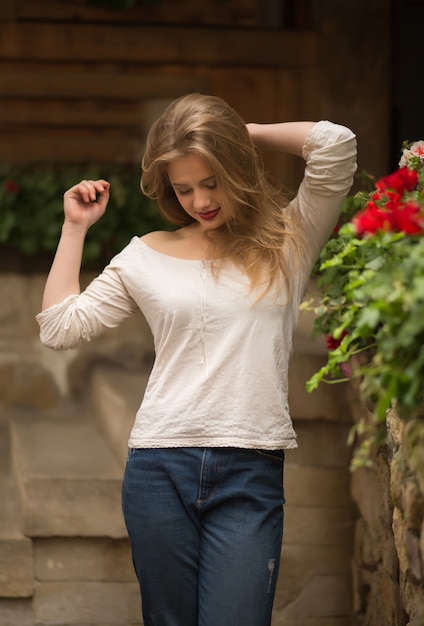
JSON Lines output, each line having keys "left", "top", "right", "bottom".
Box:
{"left": 198, "top": 208, "right": 221, "bottom": 221}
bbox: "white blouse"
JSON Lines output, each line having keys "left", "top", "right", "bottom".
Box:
{"left": 36, "top": 121, "right": 357, "bottom": 450}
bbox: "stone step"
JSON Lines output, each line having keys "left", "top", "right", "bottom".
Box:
{"left": 0, "top": 420, "right": 10, "bottom": 473}
{"left": 0, "top": 474, "right": 33, "bottom": 598}
{"left": 0, "top": 412, "right": 34, "bottom": 599}
{"left": 11, "top": 415, "right": 127, "bottom": 538}
{"left": 90, "top": 364, "right": 149, "bottom": 468}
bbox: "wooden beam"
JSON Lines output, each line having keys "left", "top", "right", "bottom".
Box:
{"left": 0, "top": 98, "right": 148, "bottom": 126}
{"left": 16, "top": 0, "right": 258, "bottom": 27}
{"left": 0, "top": 23, "right": 318, "bottom": 67}
{"left": 0, "top": 127, "right": 145, "bottom": 163}
{"left": 0, "top": 69, "right": 207, "bottom": 98}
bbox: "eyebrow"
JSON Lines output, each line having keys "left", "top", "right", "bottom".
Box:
{"left": 172, "top": 176, "right": 216, "bottom": 187}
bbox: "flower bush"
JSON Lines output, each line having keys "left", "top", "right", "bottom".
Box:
{"left": 304, "top": 141, "right": 424, "bottom": 469}
{"left": 0, "top": 163, "right": 168, "bottom": 268}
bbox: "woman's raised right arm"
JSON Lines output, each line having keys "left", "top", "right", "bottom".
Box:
{"left": 41, "top": 179, "right": 110, "bottom": 310}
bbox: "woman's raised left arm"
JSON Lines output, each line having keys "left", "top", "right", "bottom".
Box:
{"left": 247, "top": 121, "right": 317, "bottom": 157}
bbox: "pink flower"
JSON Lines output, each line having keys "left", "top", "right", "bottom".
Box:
{"left": 399, "top": 141, "right": 424, "bottom": 167}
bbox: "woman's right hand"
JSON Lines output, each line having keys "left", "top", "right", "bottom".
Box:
{"left": 63, "top": 179, "right": 110, "bottom": 231}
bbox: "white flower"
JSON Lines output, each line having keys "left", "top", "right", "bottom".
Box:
{"left": 399, "top": 140, "right": 424, "bottom": 167}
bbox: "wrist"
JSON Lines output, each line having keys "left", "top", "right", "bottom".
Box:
{"left": 62, "top": 220, "right": 89, "bottom": 238}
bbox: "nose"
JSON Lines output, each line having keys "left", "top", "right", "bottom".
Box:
{"left": 192, "top": 188, "right": 212, "bottom": 211}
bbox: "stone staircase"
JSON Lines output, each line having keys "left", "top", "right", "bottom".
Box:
{"left": 0, "top": 365, "right": 147, "bottom": 626}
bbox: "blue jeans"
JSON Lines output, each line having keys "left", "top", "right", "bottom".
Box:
{"left": 122, "top": 447, "right": 285, "bottom": 626}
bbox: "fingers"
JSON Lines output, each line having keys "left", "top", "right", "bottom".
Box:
{"left": 66, "top": 179, "right": 110, "bottom": 203}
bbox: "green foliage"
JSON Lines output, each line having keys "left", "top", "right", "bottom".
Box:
{"left": 0, "top": 163, "right": 171, "bottom": 268}
{"left": 303, "top": 141, "right": 424, "bottom": 470}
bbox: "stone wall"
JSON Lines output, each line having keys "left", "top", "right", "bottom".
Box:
{"left": 0, "top": 273, "right": 356, "bottom": 626}
{"left": 350, "top": 395, "right": 424, "bottom": 626}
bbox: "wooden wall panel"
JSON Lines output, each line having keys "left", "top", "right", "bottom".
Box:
{"left": 0, "top": 65, "right": 208, "bottom": 98}
{"left": 13, "top": 0, "right": 258, "bottom": 27}
{"left": 1, "top": 127, "right": 144, "bottom": 162}
{"left": 0, "top": 9, "right": 319, "bottom": 187}
{"left": 0, "top": 23, "right": 317, "bottom": 66}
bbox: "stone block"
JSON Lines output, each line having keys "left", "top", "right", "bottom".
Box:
{"left": 271, "top": 618, "right": 352, "bottom": 626}
{"left": 35, "top": 538, "right": 102, "bottom": 582}
{"left": 403, "top": 478, "right": 424, "bottom": 533}
{"left": 392, "top": 507, "right": 408, "bottom": 578}
{"left": 0, "top": 537, "right": 33, "bottom": 598}
{"left": 0, "top": 276, "right": 38, "bottom": 341}
{"left": 274, "top": 573, "right": 301, "bottom": 614}
{"left": 0, "top": 598, "right": 34, "bottom": 626}
{"left": 90, "top": 365, "right": 149, "bottom": 467}
{"left": 387, "top": 405, "right": 405, "bottom": 448}
{"left": 391, "top": 448, "right": 411, "bottom": 510}
{"left": 0, "top": 361, "right": 58, "bottom": 410}
{"left": 0, "top": 425, "right": 10, "bottom": 478}
{"left": 353, "top": 517, "right": 377, "bottom": 569}
{"left": 288, "top": 353, "right": 351, "bottom": 421}
{"left": 351, "top": 460, "right": 393, "bottom": 539}
{"left": 280, "top": 543, "right": 352, "bottom": 580}
{"left": 128, "top": 584, "right": 143, "bottom": 625}
{"left": 284, "top": 505, "right": 354, "bottom": 546}
{"left": 276, "top": 573, "right": 352, "bottom": 619}
{"left": 405, "top": 530, "right": 423, "bottom": 581}
{"left": 293, "top": 300, "right": 328, "bottom": 356}
{"left": 34, "top": 581, "right": 140, "bottom": 625}
{"left": 285, "top": 464, "right": 352, "bottom": 507}
{"left": 404, "top": 419, "right": 424, "bottom": 497}
{"left": 287, "top": 420, "right": 353, "bottom": 468}
{"left": 361, "top": 567, "right": 404, "bottom": 626}
{"left": 35, "top": 537, "right": 137, "bottom": 583}
{"left": 11, "top": 416, "right": 127, "bottom": 537}
{"left": 0, "top": 474, "right": 34, "bottom": 598}
{"left": 101, "top": 538, "right": 137, "bottom": 582}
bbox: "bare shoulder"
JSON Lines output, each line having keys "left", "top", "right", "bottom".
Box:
{"left": 141, "top": 230, "right": 180, "bottom": 248}
{"left": 140, "top": 225, "right": 207, "bottom": 260}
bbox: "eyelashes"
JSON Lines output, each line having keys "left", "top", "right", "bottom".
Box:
{"left": 175, "top": 183, "right": 217, "bottom": 196}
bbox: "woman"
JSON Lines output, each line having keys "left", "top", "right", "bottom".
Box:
{"left": 37, "top": 93, "right": 357, "bottom": 626}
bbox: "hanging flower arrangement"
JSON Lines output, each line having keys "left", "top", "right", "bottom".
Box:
{"left": 304, "top": 140, "right": 424, "bottom": 469}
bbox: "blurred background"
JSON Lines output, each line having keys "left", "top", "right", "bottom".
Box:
{"left": 0, "top": 1, "right": 423, "bottom": 626}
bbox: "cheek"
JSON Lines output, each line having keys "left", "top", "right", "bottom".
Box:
{"left": 177, "top": 196, "right": 192, "bottom": 213}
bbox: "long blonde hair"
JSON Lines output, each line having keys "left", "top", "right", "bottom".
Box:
{"left": 141, "top": 93, "right": 303, "bottom": 298}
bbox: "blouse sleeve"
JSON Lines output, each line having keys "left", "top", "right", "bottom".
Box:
{"left": 35, "top": 249, "right": 139, "bottom": 350}
{"left": 287, "top": 120, "right": 357, "bottom": 271}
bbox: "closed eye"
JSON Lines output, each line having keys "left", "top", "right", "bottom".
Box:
{"left": 174, "top": 182, "right": 217, "bottom": 196}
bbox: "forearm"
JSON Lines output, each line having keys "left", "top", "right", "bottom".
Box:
{"left": 41, "top": 222, "right": 87, "bottom": 310}
{"left": 247, "top": 121, "right": 317, "bottom": 157}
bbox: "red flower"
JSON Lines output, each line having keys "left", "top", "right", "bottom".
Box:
{"left": 376, "top": 167, "right": 418, "bottom": 194}
{"left": 4, "top": 179, "right": 19, "bottom": 194}
{"left": 392, "top": 202, "right": 423, "bottom": 234}
{"left": 326, "top": 330, "right": 348, "bottom": 351}
{"left": 353, "top": 202, "right": 395, "bottom": 235}
{"left": 353, "top": 166, "right": 423, "bottom": 236}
